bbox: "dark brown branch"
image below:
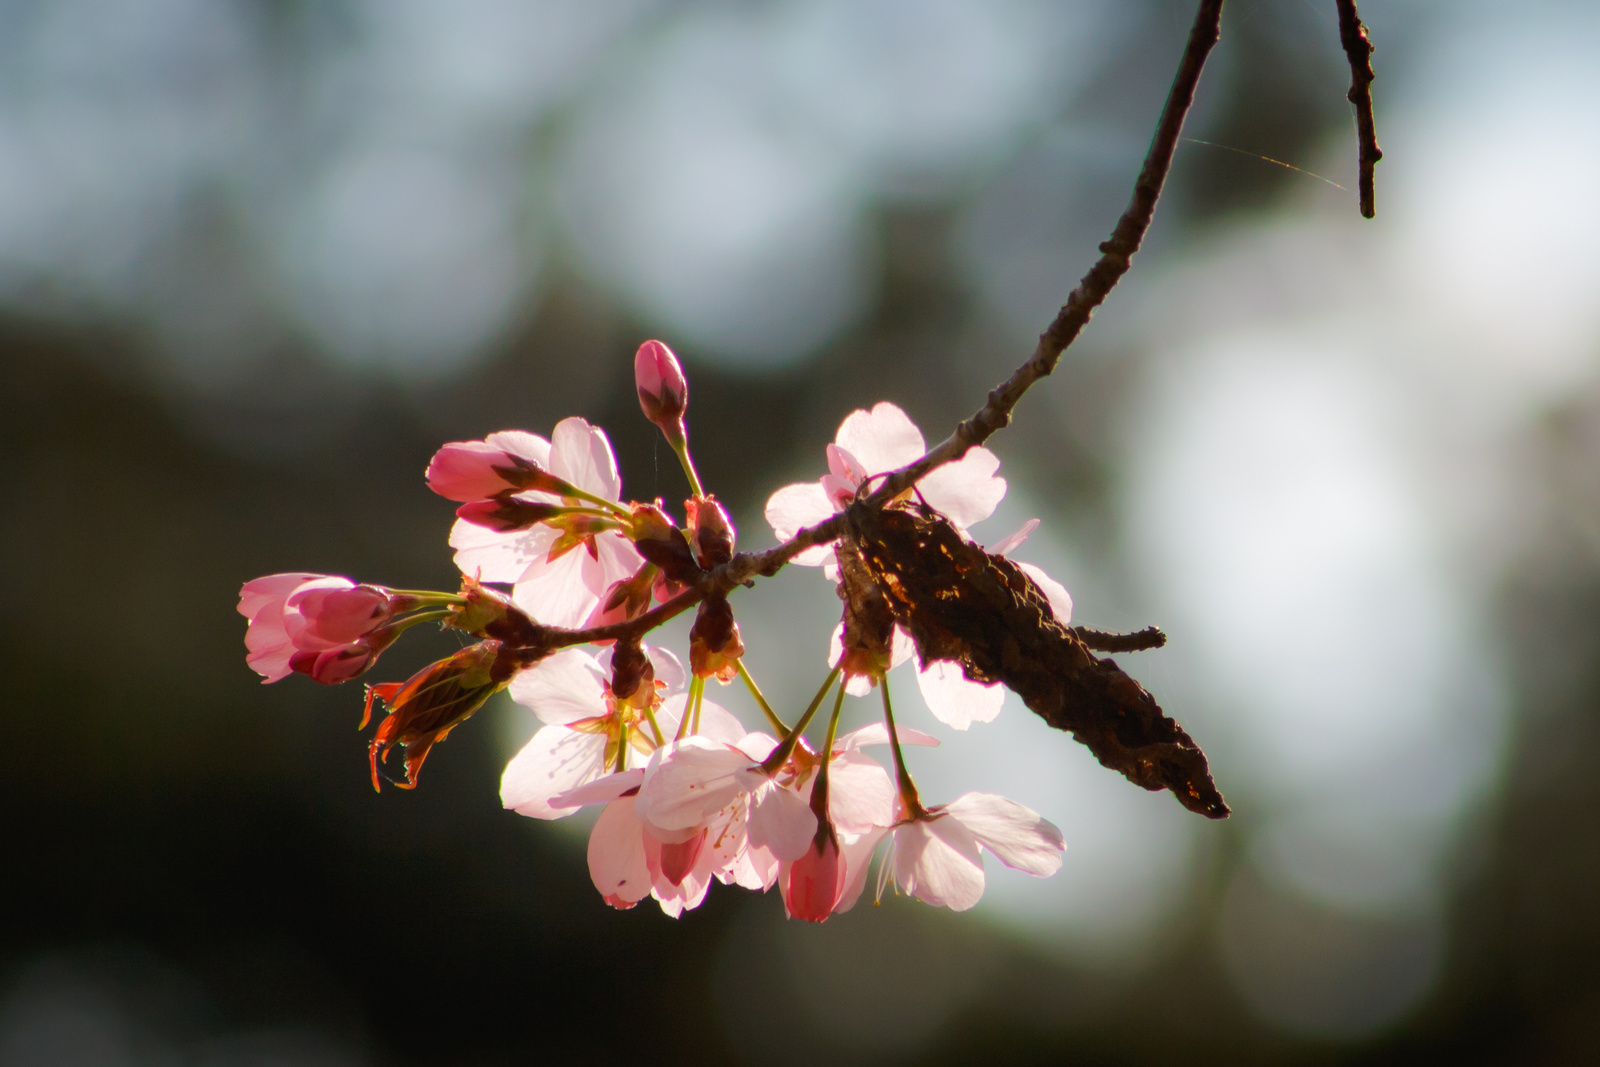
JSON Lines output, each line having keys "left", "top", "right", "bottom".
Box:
{"left": 872, "top": 0, "right": 1225, "bottom": 503}
{"left": 1072, "top": 625, "right": 1168, "bottom": 653}
{"left": 1335, "top": 0, "right": 1381, "bottom": 219}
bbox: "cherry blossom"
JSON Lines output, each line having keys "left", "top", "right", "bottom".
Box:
{"left": 634, "top": 339, "right": 688, "bottom": 443}
{"left": 447, "top": 418, "right": 643, "bottom": 629}
{"left": 238, "top": 573, "right": 414, "bottom": 684}
{"left": 884, "top": 792, "right": 1065, "bottom": 912}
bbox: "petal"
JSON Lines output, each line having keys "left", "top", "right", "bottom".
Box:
{"left": 916, "top": 446, "right": 1005, "bottom": 530}
{"left": 765, "top": 482, "right": 837, "bottom": 565}
{"left": 836, "top": 723, "right": 940, "bottom": 750}
{"left": 826, "top": 752, "right": 896, "bottom": 833}
{"left": 549, "top": 417, "right": 622, "bottom": 501}
{"left": 238, "top": 573, "right": 322, "bottom": 619}
{"left": 507, "top": 648, "right": 607, "bottom": 724}
{"left": 894, "top": 817, "right": 986, "bottom": 911}
{"left": 551, "top": 767, "right": 646, "bottom": 809}
{"left": 635, "top": 738, "right": 751, "bottom": 831}
{"left": 836, "top": 402, "right": 925, "bottom": 473}
{"left": 500, "top": 726, "right": 609, "bottom": 819}
{"left": 589, "top": 797, "right": 651, "bottom": 904}
{"left": 1015, "top": 561, "right": 1073, "bottom": 624}
{"left": 592, "top": 532, "right": 646, "bottom": 592}
{"left": 511, "top": 547, "right": 603, "bottom": 629}
{"left": 482, "top": 430, "right": 553, "bottom": 468}
{"left": 987, "top": 519, "right": 1040, "bottom": 557}
{"left": 746, "top": 780, "right": 818, "bottom": 862}
{"left": 833, "top": 827, "right": 888, "bottom": 914}
{"left": 915, "top": 660, "right": 1004, "bottom": 730}
{"left": 450, "top": 520, "right": 555, "bottom": 584}
{"left": 944, "top": 792, "right": 1065, "bottom": 876}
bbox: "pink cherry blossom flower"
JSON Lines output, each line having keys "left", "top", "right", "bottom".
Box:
{"left": 448, "top": 418, "right": 643, "bottom": 629}
{"left": 425, "top": 431, "right": 564, "bottom": 503}
{"left": 764, "top": 402, "right": 1006, "bottom": 569}
{"left": 501, "top": 645, "right": 748, "bottom": 820}
{"left": 884, "top": 792, "right": 1065, "bottom": 912}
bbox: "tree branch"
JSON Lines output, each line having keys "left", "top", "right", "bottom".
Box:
{"left": 1335, "top": 0, "right": 1381, "bottom": 219}
{"left": 872, "top": 0, "right": 1225, "bottom": 501}
{"left": 511, "top": 0, "right": 1230, "bottom": 651}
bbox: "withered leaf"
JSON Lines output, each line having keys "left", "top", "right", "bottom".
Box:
{"left": 844, "top": 499, "right": 1228, "bottom": 819}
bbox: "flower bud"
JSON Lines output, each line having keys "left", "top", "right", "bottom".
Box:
{"left": 685, "top": 495, "right": 735, "bottom": 568}
{"left": 365, "top": 640, "right": 517, "bottom": 790}
{"left": 629, "top": 502, "right": 701, "bottom": 586}
{"left": 689, "top": 595, "right": 744, "bottom": 682}
{"left": 454, "top": 497, "right": 568, "bottom": 533}
{"left": 426, "top": 440, "right": 576, "bottom": 502}
{"left": 608, "top": 639, "right": 656, "bottom": 708}
{"left": 634, "top": 340, "right": 688, "bottom": 441}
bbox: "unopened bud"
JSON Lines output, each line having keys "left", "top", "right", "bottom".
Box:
{"left": 629, "top": 502, "right": 701, "bottom": 586}
{"left": 427, "top": 440, "right": 579, "bottom": 503}
{"left": 685, "top": 495, "right": 735, "bottom": 568}
{"left": 455, "top": 498, "right": 568, "bottom": 533}
{"left": 609, "top": 639, "right": 655, "bottom": 707}
{"left": 634, "top": 340, "right": 688, "bottom": 442}
{"left": 689, "top": 595, "right": 744, "bottom": 682}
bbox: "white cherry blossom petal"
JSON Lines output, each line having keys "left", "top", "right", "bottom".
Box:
{"left": 834, "top": 827, "right": 889, "bottom": 914}
{"left": 826, "top": 751, "right": 896, "bottom": 833}
{"left": 893, "top": 815, "right": 986, "bottom": 911}
{"left": 1016, "top": 561, "right": 1073, "bottom": 623}
{"left": 943, "top": 792, "right": 1065, "bottom": 877}
{"left": 915, "top": 659, "right": 1005, "bottom": 730}
{"left": 500, "top": 726, "right": 608, "bottom": 819}
{"left": 764, "top": 482, "right": 837, "bottom": 566}
{"left": 511, "top": 546, "right": 602, "bottom": 628}
{"left": 548, "top": 417, "right": 622, "bottom": 500}
{"left": 551, "top": 767, "right": 645, "bottom": 809}
{"left": 450, "top": 518, "right": 557, "bottom": 584}
{"left": 836, "top": 723, "right": 940, "bottom": 750}
{"left": 508, "top": 648, "right": 607, "bottom": 724}
{"left": 745, "top": 778, "right": 818, "bottom": 861}
{"left": 836, "top": 402, "right": 925, "bottom": 474}
{"left": 589, "top": 797, "right": 651, "bottom": 905}
{"left": 916, "top": 446, "right": 1005, "bottom": 530}
{"left": 635, "top": 738, "right": 752, "bottom": 831}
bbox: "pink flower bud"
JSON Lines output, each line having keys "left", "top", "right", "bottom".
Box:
{"left": 634, "top": 340, "right": 688, "bottom": 440}
{"left": 782, "top": 832, "right": 844, "bottom": 922}
{"left": 426, "top": 441, "right": 571, "bottom": 502}
{"left": 286, "top": 578, "right": 398, "bottom": 648}
{"left": 454, "top": 498, "right": 568, "bottom": 533}
{"left": 239, "top": 572, "right": 323, "bottom": 683}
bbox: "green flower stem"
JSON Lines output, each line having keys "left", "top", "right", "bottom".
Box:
{"left": 671, "top": 439, "right": 706, "bottom": 500}
{"left": 736, "top": 661, "right": 789, "bottom": 735}
{"left": 761, "top": 666, "right": 841, "bottom": 774}
{"left": 880, "top": 675, "right": 925, "bottom": 818}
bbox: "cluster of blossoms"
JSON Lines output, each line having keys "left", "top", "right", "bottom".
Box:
{"left": 240, "top": 341, "right": 1068, "bottom": 920}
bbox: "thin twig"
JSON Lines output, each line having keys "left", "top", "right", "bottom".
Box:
{"left": 1335, "top": 0, "right": 1381, "bottom": 219}
{"left": 872, "top": 0, "right": 1225, "bottom": 501}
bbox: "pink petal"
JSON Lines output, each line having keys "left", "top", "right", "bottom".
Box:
{"left": 549, "top": 417, "right": 622, "bottom": 502}
{"left": 836, "top": 402, "right": 925, "bottom": 474}
{"left": 746, "top": 779, "right": 818, "bottom": 861}
{"left": 782, "top": 835, "right": 845, "bottom": 921}
{"left": 916, "top": 446, "right": 1005, "bottom": 530}
{"left": 1015, "top": 561, "right": 1073, "bottom": 623}
{"left": 507, "top": 648, "right": 607, "bottom": 724}
{"left": 894, "top": 816, "right": 986, "bottom": 911}
{"left": 944, "top": 792, "right": 1065, "bottom": 877}
{"left": 656, "top": 694, "right": 748, "bottom": 745}
{"left": 987, "top": 519, "right": 1040, "bottom": 557}
{"left": 501, "top": 726, "right": 608, "bottom": 819}
{"left": 482, "top": 430, "right": 553, "bottom": 468}
{"left": 238, "top": 573, "right": 322, "bottom": 619}
{"left": 589, "top": 797, "right": 651, "bottom": 905}
{"left": 915, "top": 660, "right": 1004, "bottom": 730}
{"left": 835, "top": 723, "right": 940, "bottom": 750}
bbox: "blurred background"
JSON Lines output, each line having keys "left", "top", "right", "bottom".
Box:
{"left": 4, "top": 0, "right": 1599, "bottom": 1063}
